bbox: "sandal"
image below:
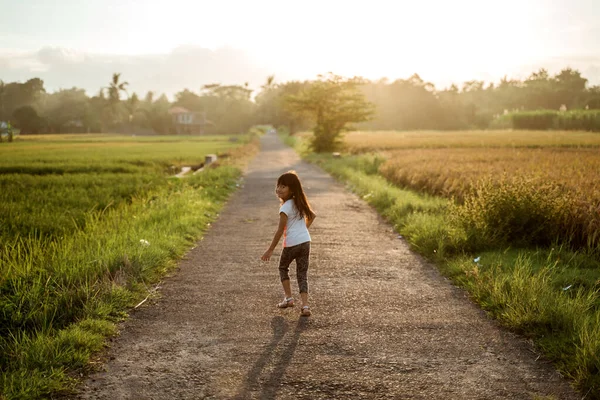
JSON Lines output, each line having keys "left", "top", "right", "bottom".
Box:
{"left": 301, "top": 306, "right": 311, "bottom": 317}
{"left": 277, "top": 297, "right": 294, "bottom": 308}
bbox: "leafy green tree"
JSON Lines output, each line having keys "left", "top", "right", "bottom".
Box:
{"left": 359, "top": 75, "right": 448, "bottom": 130}
{"left": 125, "top": 93, "right": 142, "bottom": 131}
{"left": 494, "top": 76, "right": 524, "bottom": 112}
{"left": 147, "top": 93, "right": 174, "bottom": 134}
{"left": 0, "top": 80, "right": 6, "bottom": 120}
{"left": 12, "top": 105, "right": 44, "bottom": 134}
{"left": 524, "top": 69, "right": 555, "bottom": 109}
{"left": 554, "top": 68, "right": 587, "bottom": 109}
{"left": 143, "top": 91, "right": 154, "bottom": 104}
{"left": 254, "top": 76, "right": 279, "bottom": 125}
{"left": 585, "top": 86, "right": 600, "bottom": 109}
{"left": 437, "top": 84, "right": 469, "bottom": 129}
{"left": 173, "top": 83, "right": 255, "bottom": 134}
{"left": 286, "top": 74, "right": 374, "bottom": 152}
{"left": 0, "top": 78, "right": 45, "bottom": 120}
{"left": 42, "top": 88, "right": 90, "bottom": 133}
{"left": 255, "top": 78, "right": 311, "bottom": 134}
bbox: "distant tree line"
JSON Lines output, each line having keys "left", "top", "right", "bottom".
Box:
{"left": 0, "top": 74, "right": 256, "bottom": 135}
{"left": 252, "top": 67, "right": 600, "bottom": 132}
{"left": 357, "top": 67, "right": 599, "bottom": 130}
{"left": 1, "top": 67, "right": 599, "bottom": 135}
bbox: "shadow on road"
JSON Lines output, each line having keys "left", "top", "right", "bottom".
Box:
{"left": 234, "top": 316, "right": 309, "bottom": 399}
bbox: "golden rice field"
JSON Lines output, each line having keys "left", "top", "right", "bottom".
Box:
{"left": 343, "top": 130, "right": 600, "bottom": 151}
{"left": 342, "top": 130, "right": 600, "bottom": 200}
{"left": 338, "top": 130, "right": 600, "bottom": 250}
{"left": 378, "top": 147, "right": 600, "bottom": 200}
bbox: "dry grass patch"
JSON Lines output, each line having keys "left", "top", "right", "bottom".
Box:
{"left": 379, "top": 147, "right": 600, "bottom": 201}
{"left": 344, "top": 130, "right": 600, "bottom": 152}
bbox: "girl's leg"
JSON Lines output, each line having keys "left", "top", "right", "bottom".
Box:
{"left": 279, "top": 247, "right": 294, "bottom": 304}
{"left": 295, "top": 242, "right": 311, "bottom": 308}
{"left": 282, "top": 279, "right": 292, "bottom": 299}
{"left": 300, "top": 292, "right": 309, "bottom": 307}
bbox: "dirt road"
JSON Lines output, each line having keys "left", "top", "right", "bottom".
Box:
{"left": 75, "top": 131, "right": 578, "bottom": 399}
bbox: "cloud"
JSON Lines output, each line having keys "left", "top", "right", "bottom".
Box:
{"left": 37, "top": 47, "right": 86, "bottom": 65}
{"left": 1, "top": 45, "right": 599, "bottom": 96}
{"left": 0, "top": 46, "right": 271, "bottom": 98}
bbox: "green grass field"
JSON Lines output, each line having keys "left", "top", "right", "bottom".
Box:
{"left": 0, "top": 134, "right": 248, "bottom": 239}
{"left": 0, "top": 133, "right": 259, "bottom": 399}
{"left": 287, "top": 129, "right": 600, "bottom": 399}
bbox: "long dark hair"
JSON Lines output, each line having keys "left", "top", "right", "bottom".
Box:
{"left": 277, "top": 171, "right": 316, "bottom": 220}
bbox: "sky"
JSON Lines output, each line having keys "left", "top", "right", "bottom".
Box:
{"left": 1, "top": 0, "right": 599, "bottom": 98}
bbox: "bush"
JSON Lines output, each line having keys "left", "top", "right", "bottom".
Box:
{"left": 487, "top": 114, "right": 512, "bottom": 129}
{"left": 511, "top": 110, "right": 558, "bottom": 130}
{"left": 451, "top": 175, "right": 573, "bottom": 250}
{"left": 12, "top": 106, "right": 45, "bottom": 134}
{"left": 507, "top": 110, "right": 600, "bottom": 131}
{"left": 557, "top": 110, "right": 600, "bottom": 131}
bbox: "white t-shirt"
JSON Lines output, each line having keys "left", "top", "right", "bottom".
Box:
{"left": 279, "top": 199, "right": 311, "bottom": 247}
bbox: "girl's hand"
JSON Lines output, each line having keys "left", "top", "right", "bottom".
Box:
{"left": 261, "top": 249, "right": 273, "bottom": 261}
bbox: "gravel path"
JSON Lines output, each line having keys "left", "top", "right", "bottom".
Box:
{"left": 75, "top": 131, "right": 578, "bottom": 399}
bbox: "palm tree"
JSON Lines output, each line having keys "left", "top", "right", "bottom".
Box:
{"left": 106, "top": 73, "right": 129, "bottom": 103}
{"left": 104, "top": 73, "right": 129, "bottom": 127}
{"left": 261, "top": 75, "right": 276, "bottom": 91}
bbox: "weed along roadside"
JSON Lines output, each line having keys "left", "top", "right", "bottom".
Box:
{"left": 283, "top": 130, "right": 600, "bottom": 398}
{"left": 0, "top": 131, "right": 261, "bottom": 399}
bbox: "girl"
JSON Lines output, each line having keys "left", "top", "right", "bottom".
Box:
{"left": 261, "top": 171, "right": 316, "bottom": 316}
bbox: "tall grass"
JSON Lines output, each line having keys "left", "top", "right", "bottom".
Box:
{"left": 375, "top": 147, "right": 600, "bottom": 253}
{"left": 450, "top": 175, "right": 600, "bottom": 252}
{"left": 509, "top": 110, "right": 600, "bottom": 131}
{"left": 342, "top": 129, "right": 600, "bottom": 152}
{"left": 444, "top": 251, "right": 600, "bottom": 394}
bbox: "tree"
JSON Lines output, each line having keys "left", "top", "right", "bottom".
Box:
{"left": 0, "top": 80, "right": 5, "bottom": 120}
{"left": 106, "top": 73, "right": 129, "bottom": 103}
{"left": 125, "top": 93, "right": 139, "bottom": 123}
{"left": 524, "top": 68, "right": 555, "bottom": 109}
{"left": 42, "top": 88, "right": 90, "bottom": 133}
{"left": 189, "top": 83, "right": 256, "bottom": 134}
{"left": 285, "top": 74, "right": 375, "bottom": 152}
{"left": 12, "top": 105, "right": 44, "bottom": 134}
{"left": 147, "top": 93, "right": 174, "bottom": 134}
{"left": 554, "top": 67, "right": 587, "bottom": 109}
{"left": 0, "top": 78, "right": 45, "bottom": 120}
{"left": 255, "top": 78, "right": 311, "bottom": 133}
{"left": 585, "top": 85, "right": 600, "bottom": 109}
{"left": 104, "top": 73, "right": 129, "bottom": 126}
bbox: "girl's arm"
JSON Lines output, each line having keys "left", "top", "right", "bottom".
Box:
{"left": 261, "top": 212, "right": 288, "bottom": 261}
{"left": 306, "top": 214, "right": 316, "bottom": 229}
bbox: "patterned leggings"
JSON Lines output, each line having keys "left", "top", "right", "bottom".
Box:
{"left": 278, "top": 241, "right": 311, "bottom": 293}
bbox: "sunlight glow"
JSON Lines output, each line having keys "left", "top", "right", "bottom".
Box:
{"left": 2, "top": 0, "right": 598, "bottom": 89}
{"left": 119, "top": 0, "right": 551, "bottom": 84}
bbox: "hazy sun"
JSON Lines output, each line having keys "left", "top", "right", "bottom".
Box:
{"left": 123, "top": 0, "right": 550, "bottom": 85}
